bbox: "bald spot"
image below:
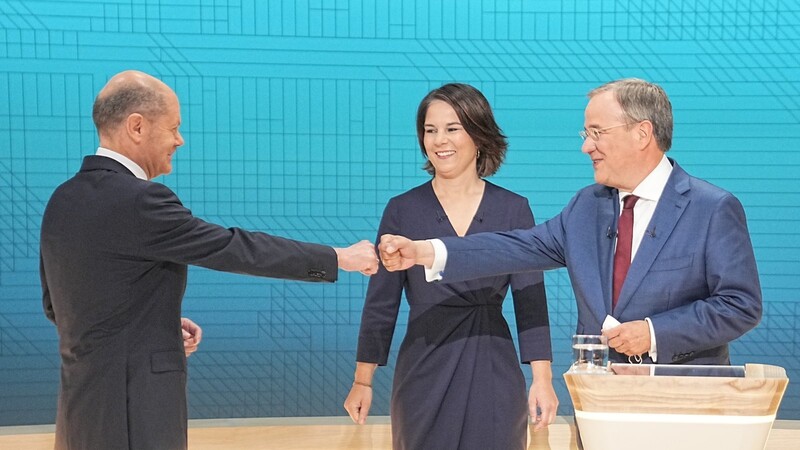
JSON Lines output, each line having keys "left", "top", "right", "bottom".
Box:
{"left": 98, "top": 70, "right": 170, "bottom": 101}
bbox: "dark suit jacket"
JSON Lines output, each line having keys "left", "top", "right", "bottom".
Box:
{"left": 440, "top": 159, "right": 762, "bottom": 365}
{"left": 40, "top": 156, "right": 338, "bottom": 450}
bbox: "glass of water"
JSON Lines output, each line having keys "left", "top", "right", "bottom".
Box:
{"left": 571, "top": 335, "right": 609, "bottom": 373}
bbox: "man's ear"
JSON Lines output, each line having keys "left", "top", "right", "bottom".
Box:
{"left": 126, "top": 113, "right": 145, "bottom": 143}
{"left": 637, "top": 120, "right": 654, "bottom": 150}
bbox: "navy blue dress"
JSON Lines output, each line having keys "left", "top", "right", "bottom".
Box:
{"left": 357, "top": 181, "right": 551, "bottom": 450}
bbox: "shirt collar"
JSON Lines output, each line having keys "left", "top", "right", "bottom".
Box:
{"left": 620, "top": 154, "right": 673, "bottom": 202}
{"left": 95, "top": 147, "right": 148, "bottom": 180}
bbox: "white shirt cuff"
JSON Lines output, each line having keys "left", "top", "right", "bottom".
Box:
{"left": 645, "top": 317, "right": 657, "bottom": 362}
{"left": 424, "top": 239, "right": 447, "bottom": 282}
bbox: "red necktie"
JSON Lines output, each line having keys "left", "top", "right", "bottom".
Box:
{"left": 613, "top": 195, "right": 639, "bottom": 310}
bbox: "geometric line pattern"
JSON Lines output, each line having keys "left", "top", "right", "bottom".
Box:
{"left": 0, "top": 0, "right": 798, "bottom": 426}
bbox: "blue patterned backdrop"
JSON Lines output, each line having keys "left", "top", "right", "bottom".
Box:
{"left": 1, "top": 0, "right": 798, "bottom": 425}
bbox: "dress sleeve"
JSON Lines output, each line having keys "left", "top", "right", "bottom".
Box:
{"left": 356, "top": 198, "right": 406, "bottom": 365}
{"left": 509, "top": 198, "right": 552, "bottom": 363}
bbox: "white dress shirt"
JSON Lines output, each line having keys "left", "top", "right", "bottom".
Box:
{"left": 427, "top": 155, "right": 674, "bottom": 361}
{"left": 96, "top": 147, "right": 148, "bottom": 180}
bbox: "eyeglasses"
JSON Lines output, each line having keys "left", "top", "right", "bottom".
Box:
{"left": 579, "top": 123, "right": 631, "bottom": 141}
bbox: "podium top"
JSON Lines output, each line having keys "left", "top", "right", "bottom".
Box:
{"left": 609, "top": 364, "right": 746, "bottom": 377}
{"left": 606, "top": 363, "right": 786, "bottom": 378}
{"left": 564, "top": 363, "right": 789, "bottom": 416}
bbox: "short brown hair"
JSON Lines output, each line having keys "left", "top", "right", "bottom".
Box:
{"left": 416, "top": 83, "right": 507, "bottom": 177}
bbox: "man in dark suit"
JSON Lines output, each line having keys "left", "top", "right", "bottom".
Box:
{"left": 378, "top": 78, "right": 761, "bottom": 367}
{"left": 39, "top": 70, "right": 378, "bottom": 450}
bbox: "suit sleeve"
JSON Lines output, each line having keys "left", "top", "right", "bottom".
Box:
{"left": 132, "top": 182, "right": 338, "bottom": 282}
{"left": 356, "top": 198, "right": 405, "bottom": 365}
{"left": 440, "top": 208, "right": 569, "bottom": 282}
{"left": 649, "top": 193, "right": 762, "bottom": 360}
{"left": 509, "top": 199, "right": 552, "bottom": 363}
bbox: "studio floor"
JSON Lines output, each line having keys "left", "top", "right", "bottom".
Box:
{"left": 1, "top": 416, "right": 799, "bottom": 449}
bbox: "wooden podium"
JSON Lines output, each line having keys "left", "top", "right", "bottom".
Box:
{"left": 564, "top": 363, "right": 789, "bottom": 450}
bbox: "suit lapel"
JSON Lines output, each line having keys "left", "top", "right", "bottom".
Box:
{"left": 615, "top": 162, "right": 691, "bottom": 315}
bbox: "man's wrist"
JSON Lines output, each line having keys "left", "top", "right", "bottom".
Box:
{"left": 417, "top": 241, "right": 435, "bottom": 268}
{"left": 332, "top": 247, "right": 343, "bottom": 266}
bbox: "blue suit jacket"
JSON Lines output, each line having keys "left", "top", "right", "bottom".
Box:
{"left": 441, "top": 159, "right": 762, "bottom": 365}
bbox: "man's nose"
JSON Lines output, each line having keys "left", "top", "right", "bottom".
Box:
{"left": 581, "top": 137, "right": 595, "bottom": 154}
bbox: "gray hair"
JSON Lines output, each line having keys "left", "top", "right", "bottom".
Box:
{"left": 92, "top": 84, "right": 166, "bottom": 134}
{"left": 589, "top": 78, "right": 673, "bottom": 152}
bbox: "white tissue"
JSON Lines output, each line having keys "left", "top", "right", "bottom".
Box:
{"left": 602, "top": 315, "right": 621, "bottom": 332}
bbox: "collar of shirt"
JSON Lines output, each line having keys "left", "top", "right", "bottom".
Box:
{"left": 626, "top": 154, "right": 673, "bottom": 203}
{"left": 95, "top": 147, "right": 148, "bottom": 180}
{"left": 617, "top": 153, "right": 673, "bottom": 259}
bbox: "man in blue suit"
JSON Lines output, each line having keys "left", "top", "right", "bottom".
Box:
{"left": 378, "top": 78, "right": 762, "bottom": 366}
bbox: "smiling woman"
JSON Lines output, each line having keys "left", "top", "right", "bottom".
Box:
{"left": 416, "top": 83, "right": 508, "bottom": 179}
{"left": 343, "top": 83, "right": 557, "bottom": 450}
{"left": 422, "top": 100, "right": 479, "bottom": 184}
